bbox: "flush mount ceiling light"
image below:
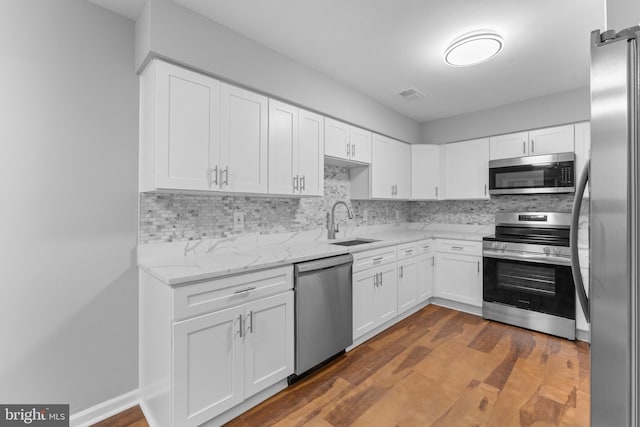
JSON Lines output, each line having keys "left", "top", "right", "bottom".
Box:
{"left": 444, "top": 30, "right": 503, "bottom": 67}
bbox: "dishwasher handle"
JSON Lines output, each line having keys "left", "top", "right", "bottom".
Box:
{"left": 294, "top": 254, "right": 354, "bottom": 274}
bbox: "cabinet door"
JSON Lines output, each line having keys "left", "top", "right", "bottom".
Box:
{"left": 221, "top": 83, "right": 268, "bottom": 193}
{"left": 371, "top": 134, "right": 395, "bottom": 198}
{"left": 529, "top": 124, "right": 574, "bottom": 155}
{"left": 173, "top": 305, "right": 244, "bottom": 427}
{"left": 298, "top": 109, "right": 324, "bottom": 196}
{"left": 268, "top": 100, "right": 298, "bottom": 195}
{"left": 417, "top": 254, "right": 435, "bottom": 302}
{"left": 394, "top": 141, "right": 411, "bottom": 199}
{"left": 154, "top": 60, "right": 220, "bottom": 191}
{"left": 353, "top": 269, "right": 377, "bottom": 339}
{"left": 397, "top": 258, "right": 418, "bottom": 313}
{"left": 411, "top": 145, "right": 441, "bottom": 200}
{"left": 442, "top": 138, "right": 489, "bottom": 200}
{"left": 489, "top": 131, "right": 529, "bottom": 160}
{"left": 244, "top": 292, "right": 294, "bottom": 397}
{"left": 324, "top": 117, "right": 350, "bottom": 160}
{"left": 349, "top": 126, "right": 372, "bottom": 164}
{"left": 435, "top": 253, "right": 482, "bottom": 307}
{"left": 375, "top": 264, "right": 398, "bottom": 324}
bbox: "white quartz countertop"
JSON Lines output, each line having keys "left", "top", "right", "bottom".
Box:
{"left": 138, "top": 223, "right": 494, "bottom": 286}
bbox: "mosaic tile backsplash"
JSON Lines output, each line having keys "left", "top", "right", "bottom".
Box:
{"left": 139, "top": 166, "right": 581, "bottom": 244}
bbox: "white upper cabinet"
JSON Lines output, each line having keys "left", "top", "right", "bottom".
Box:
{"left": 411, "top": 145, "right": 441, "bottom": 200}
{"left": 351, "top": 134, "right": 410, "bottom": 199}
{"left": 140, "top": 60, "right": 221, "bottom": 192}
{"left": 324, "top": 117, "right": 371, "bottom": 164}
{"left": 489, "top": 124, "right": 574, "bottom": 160}
{"left": 442, "top": 138, "right": 489, "bottom": 200}
{"left": 140, "top": 59, "right": 268, "bottom": 194}
{"left": 268, "top": 100, "right": 324, "bottom": 196}
{"left": 220, "top": 83, "right": 268, "bottom": 194}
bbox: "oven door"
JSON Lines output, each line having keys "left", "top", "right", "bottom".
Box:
{"left": 488, "top": 154, "right": 575, "bottom": 195}
{"left": 483, "top": 255, "right": 575, "bottom": 319}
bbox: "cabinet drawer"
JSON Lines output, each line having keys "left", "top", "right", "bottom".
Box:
{"left": 436, "top": 239, "right": 482, "bottom": 256}
{"left": 173, "top": 266, "right": 293, "bottom": 321}
{"left": 416, "top": 239, "right": 433, "bottom": 255}
{"left": 397, "top": 242, "right": 418, "bottom": 259}
{"left": 353, "top": 246, "right": 397, "bottom": 273}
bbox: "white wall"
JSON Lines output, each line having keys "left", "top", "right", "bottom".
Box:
{"left": 135, "top": 0, "right": 421, "bottom": 144}
{"left": 0, "top": 0, "right": 138, "bottom": 413}
{"left": 420, "top": 87, "right": 590, "bottom": 144}
{"left": 606, "top": 0, "right": 640, "bottom": 31}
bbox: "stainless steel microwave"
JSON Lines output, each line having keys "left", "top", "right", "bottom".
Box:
{"left": 488, "top": 152, "right": 575, "bottom": 195}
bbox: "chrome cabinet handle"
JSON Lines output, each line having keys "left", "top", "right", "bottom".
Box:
{"left": 523, "top": 141, "right": 526, "bottom": 154}
{"left": 238, "top": 314, "right": 243, "bottom": 338}
{"left": 405, "top": 249, "right": 413, "bottom": 255}
{"left": 373, "top": 273, "right": 378, "bottom": 287}
{"left": 435, "top": 186, "right": 438, "bottom": 198}
{"left": 477, "top": 260, "right": 480, "bottom": 274}
{"left": 530, "top": 140, "right": 535, "bottom": 153}
{"left": 484, "top": 184, "right": 487, "bottom": 195}
{"left": 451, "top": 246, "right": 464, "bottom": 250}
{"left": 373, "top": 256, "right": 383, "bottom": 265}
{"left": 300, "top": 175, "right": 305, "bottom": 191}
{"left": 400, "top": 265, "right": 404, "bottom": 278}
{"left": 352, "top": 144, "right": 356, "bottom": 157}
{"left": 234, "top": 286, "right": 256, "bottom": 294}
{"left": 248, "top": 311, "right": 254, "bottom": 334}
{"left": 222, "top": 166, "right": 229, "bottom": 185}
{"left": 210, "top": 165, "right": 219, "bottom": 187}
{"left": 292, "top": 175, "right": 299, "bottom": 191}
{"left": 378, "top": 272, "right": 382, "bottom": 286}
{"left": 431, "top": 257, "right": 435, "bottom": 266}
{"left": 346, "top": 142, "right": 351, "bottom": 158}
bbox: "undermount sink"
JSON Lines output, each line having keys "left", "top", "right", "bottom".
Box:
{"left": 330, "top": 238, "right": 379, "bottom": 246}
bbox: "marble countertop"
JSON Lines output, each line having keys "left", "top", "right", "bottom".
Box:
{"left": 137, "top": 223, "right": 494, "bottom": 286}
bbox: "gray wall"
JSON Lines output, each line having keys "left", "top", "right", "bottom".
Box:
{"left": 135, "top": 0, "right": 421, "bottom": 144}
{"left": 0, "top": 0, "right": 138, "bottom": 413}
{"left": 420, "top": 87, "right": 590, "bottom": 144}
{"left": 607, "top": 0, "right": 640, "bottom": 31}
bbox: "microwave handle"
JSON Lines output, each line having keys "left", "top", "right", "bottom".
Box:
{"left": 570, "top": 158, "right": 590, "bottom": 323}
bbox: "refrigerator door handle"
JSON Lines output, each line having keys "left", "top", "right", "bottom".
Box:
{"left": 570, "top": 158, "right": 590, "bottom": 323}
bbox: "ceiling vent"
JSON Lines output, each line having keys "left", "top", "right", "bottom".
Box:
{"left": 398, "top": 87, "right": 425, "bottom": 100}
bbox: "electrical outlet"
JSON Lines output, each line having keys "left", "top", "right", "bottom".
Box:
{"left": 233, "top": 211, "right": 245, "bottom": 229}
{"left": 363, "top": 209, "right": 369, "bottom": 223}
{"left": 395, "top": 210, "right": 400, "bottom": 222}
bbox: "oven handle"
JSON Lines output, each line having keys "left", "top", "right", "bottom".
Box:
{"left": 570, "top": 158, "right": 590, "bottom": 323}
{"left": 483, "top": 250, "right": 572, "bottom": 266}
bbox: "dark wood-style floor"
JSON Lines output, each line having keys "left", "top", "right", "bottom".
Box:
{"left": 95, "top": 305, "right": 590, "bottom": 427}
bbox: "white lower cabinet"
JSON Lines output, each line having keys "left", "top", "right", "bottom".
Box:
{"left": 352, "top": 247, "right": 398, "bottom": 339}
{"left": 397, "top": 243, "right": 419, "bottom": 314}
{"left": 435, "top": 240, "right": 483, "bottom": 308}
{"left": 140, "top": 266, "right": 294, "bottom": 427}
{"left": 416, "top": 240, "right": 434, "bottom": 302}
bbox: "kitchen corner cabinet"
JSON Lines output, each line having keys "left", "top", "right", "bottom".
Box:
{"left": 416, "top": 240, "right": 435, "bottom": 301}
{"left": 489, "top": 124, "right": 574, "bottom": 160}
{"left": 268, "top": 100, "right": 324, "bottom": 196}
{"left": 350, "top": 134, "right": 411, "bottom": 199}
{"left": 140, "top": 266, "right": 294, "bottom": 427}
{"left": 435, "top": 240, "right": 482, "bottom": 307}
{"left": 411, "top": 145, "right": 441, "bottom": 200}
{"left": 442, "top": 138, "right": 489, "bottom": 200}
{"left": 139, "top": 59, "right": 268, "bottom": 194}
{"left": 397, "top": 243, "right": 419, "bottom": 314}
{"left": 352, "top": 247, "right": 398, "bottom": 339}
{"left": 324, "top": 117, "right": 372, "bottom": 164}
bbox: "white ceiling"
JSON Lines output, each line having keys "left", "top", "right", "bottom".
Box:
{"left": 89, "top": 0, "right": 605, "bottom": 123}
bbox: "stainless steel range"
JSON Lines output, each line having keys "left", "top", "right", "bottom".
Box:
{"left": 482, "top": 212, "right": 576, "bottom": 340}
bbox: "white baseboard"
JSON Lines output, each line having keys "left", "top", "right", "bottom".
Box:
{"left": 70, "top": 389, "right": 140, "bottom": 427}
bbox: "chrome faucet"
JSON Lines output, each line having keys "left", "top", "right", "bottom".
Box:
{"left": 328, "top": 200, "right": 354, "bottom": 239}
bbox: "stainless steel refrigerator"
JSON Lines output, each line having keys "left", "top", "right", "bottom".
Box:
{"left": 571, "top": 25, "right": 640, "bottom": 426}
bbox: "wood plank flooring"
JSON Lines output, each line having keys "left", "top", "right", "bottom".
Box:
{"left": 226, "top": 305, "right": 590, "bottom": 427}
{"left": 95, "top": 305, "right": 590, "bottom": 426}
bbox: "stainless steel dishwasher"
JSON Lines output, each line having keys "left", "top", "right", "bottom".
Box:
{"left": 291, "top": 254, "right": 353, "bottom": 381}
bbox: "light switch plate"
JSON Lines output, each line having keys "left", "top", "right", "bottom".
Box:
{"left": 233, "top": 211, "right": 245, "bottom": 229}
